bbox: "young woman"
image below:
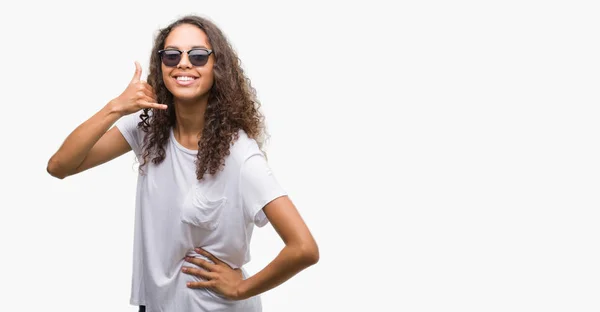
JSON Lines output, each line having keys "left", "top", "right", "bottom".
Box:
{"left": 47, "top": 15, "right": 319, "bottom": 312}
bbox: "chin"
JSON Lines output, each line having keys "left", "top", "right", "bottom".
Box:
{"left": 172, "top": 91, "right": 210, "bottom": 103}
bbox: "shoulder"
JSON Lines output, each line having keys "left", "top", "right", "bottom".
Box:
{"left": 115, "top": 111, "right": 140, "bottom": 128}
{"left": 226, "top": 129, "right": 263, "bottom": 165}
{"left": 114, "top": 111, "right": 147, "bottom": 152}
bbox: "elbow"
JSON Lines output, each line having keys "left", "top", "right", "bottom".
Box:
{"left": 46, "top": 157, "right": 67, "bottom": 179}
{"left": 298, "top": 242, "right": 320, "bottom": 266}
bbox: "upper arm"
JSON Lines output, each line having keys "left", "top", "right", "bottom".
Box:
{"left": 263, "top": 196, "right": 319, "bottom": 261}
{"left": 263, "top": 196, "right": 316, "bottom": 246}
{"left": 238, "top": 141, "right": 318, "bottom": 260}
{"left": 73, "top": 126, "right": 132, "bottom": 174}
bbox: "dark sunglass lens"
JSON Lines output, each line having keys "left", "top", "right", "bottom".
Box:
{"left": 189, "top": 50, "right": 210, "bottom": 66}
{"left": 161, "top": 50, "right": 181, "bottom": 67}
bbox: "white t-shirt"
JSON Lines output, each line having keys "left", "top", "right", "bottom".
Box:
{"left": 115, "top": 112, "right": 287, "bottom": 312}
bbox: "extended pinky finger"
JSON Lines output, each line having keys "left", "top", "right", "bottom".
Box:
{"left": 141, "top": 101, "right": 168, "bottom": 110}
{"left": 186, "top": 281, "right": 212, "bottom": 289}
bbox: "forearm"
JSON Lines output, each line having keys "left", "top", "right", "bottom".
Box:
{"left": 47, "top": 102, "right": 122, "bottom": 178}
{"left": 237, "top": 244, "right": 319, "bottom": 300}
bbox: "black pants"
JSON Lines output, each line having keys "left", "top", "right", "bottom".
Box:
{"left": 139, "top": 306, "right": 146, "bottom": 312}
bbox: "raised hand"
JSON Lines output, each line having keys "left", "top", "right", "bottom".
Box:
{"left": 182, "top": 247, "right": 246, "bottom": 300}
{"left": 110, "top": 61, "right": 167, "bottom": 116}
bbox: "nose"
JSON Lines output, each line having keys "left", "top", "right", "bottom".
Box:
{"left": 177, "top": 52, "right": 193, "bottom": 69}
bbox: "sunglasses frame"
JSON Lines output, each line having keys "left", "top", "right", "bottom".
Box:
{"left": 157, "top": 48, "right": 214, "bottom": 67}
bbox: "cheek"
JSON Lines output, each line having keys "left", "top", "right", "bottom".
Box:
{"left": 162, "top": 69, "right": 176, "bottom": 91}
{"left": 201, "top": 67, "right": 215, "bottom": 89}
{"left": 204, "top": 73, "right": 214, "bottom": 89}
{"left": 161, "top": 67, "right": 171, "bottom": 83}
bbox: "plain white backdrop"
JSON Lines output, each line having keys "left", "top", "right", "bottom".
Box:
{"left": 0, "top": 0, "right": 599, "bottom": 311}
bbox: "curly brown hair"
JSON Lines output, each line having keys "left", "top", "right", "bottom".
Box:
{"left": 137, "top": 15, "right": 268, "bottom": 180}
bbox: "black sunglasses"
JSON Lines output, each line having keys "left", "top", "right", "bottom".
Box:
{"left": 158, "top": 48, "right": 213, "bottom": 67}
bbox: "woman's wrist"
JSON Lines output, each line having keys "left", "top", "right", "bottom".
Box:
{"left": 235, "top": 279, "right": 251, "bottom": 300}
{"left": 105, "top": 99, "right": 124, "bottom": 117}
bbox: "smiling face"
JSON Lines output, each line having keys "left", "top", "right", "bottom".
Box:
{"left": 160, "top": 23, "right": 215, "bottom": 104}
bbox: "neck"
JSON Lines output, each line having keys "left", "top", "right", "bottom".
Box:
{"left": 172, "top": 95, "right": 209, "bottom": 147}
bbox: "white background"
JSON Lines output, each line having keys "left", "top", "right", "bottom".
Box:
{"left": 0, "top": 1, "right": 599, "bottom": 311}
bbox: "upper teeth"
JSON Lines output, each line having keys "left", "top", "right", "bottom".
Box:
{"left": 177, "top": 76, "right": 195, "bottom": 81}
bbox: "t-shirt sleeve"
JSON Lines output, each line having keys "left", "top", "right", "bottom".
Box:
{"left": 240, "top": 148, "right": 287, "bottom": 227}
{"left": 114, "top": 112, "right": 144, "bottom": 157}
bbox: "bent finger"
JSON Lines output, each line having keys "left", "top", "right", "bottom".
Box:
{"left": 185, "top": 256, "right": 217, "bottom": 271}
{"left": 142, "top": 82, "right": 156, "bottom": 94}
{"left": 181, "top": 267, "right": 214, "bottom": 280}
{"left": 141, "top": 95, "right": 158, "bottom": 104}
{"left": 195, "top": 248, "right": 223, "bottom": 266}
{"left": 186, "top": 281, "right": 213, "bottom": 289}
{"left": 141, "top": 84, "right": 156, "bottom": 98}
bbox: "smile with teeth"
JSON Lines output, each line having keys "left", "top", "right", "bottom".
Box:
{"left": 174, "top": 76, "right": 198, "bottom": 86}
{"left": 176, "top": 76, "right": 197, "bottom": 81}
